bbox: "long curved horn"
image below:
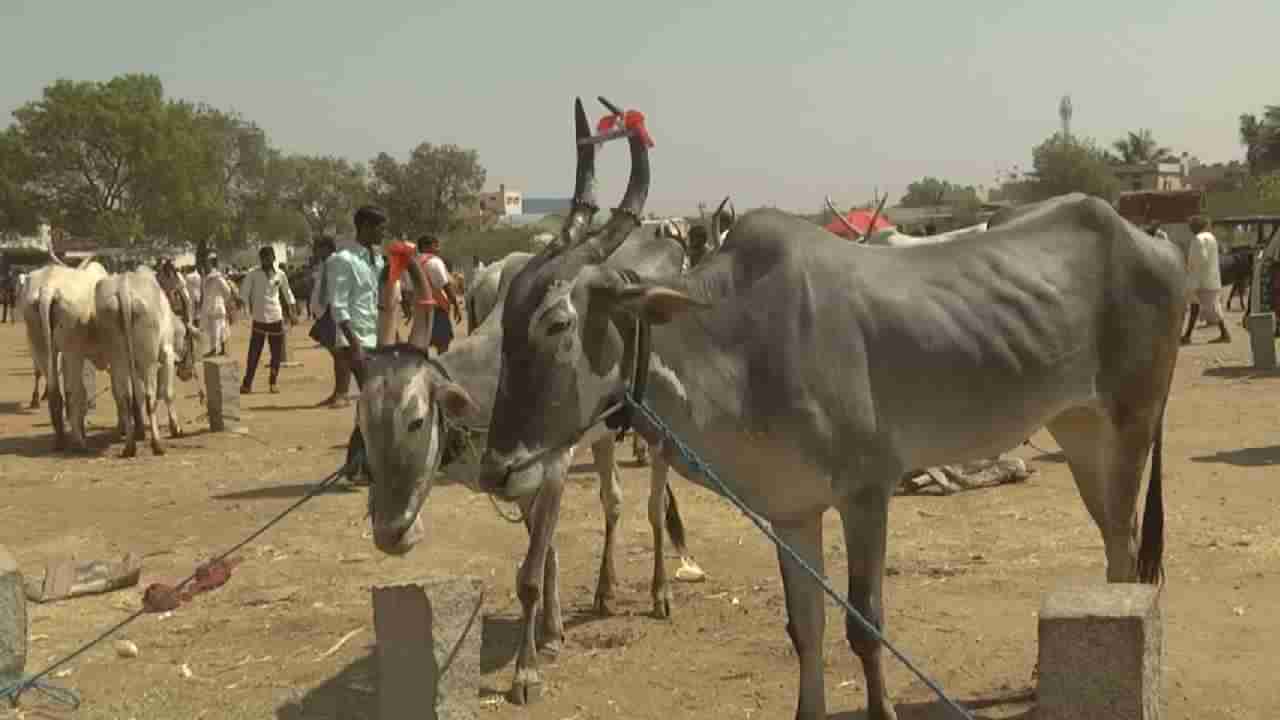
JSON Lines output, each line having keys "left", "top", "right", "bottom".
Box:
{"left": 584, "top": 98, "right": 650, "bottom": 262}
{"left": 544, "top": 98, "right": 598, "bottom": 256}
{"left": 825, "top": 195, "right": 864, "bottom": 240}
{"left": 864, "top": 192, "right": 889, "bottom": 243}
{"left": 711, "top": 195, "right": 730, "bottom": 242}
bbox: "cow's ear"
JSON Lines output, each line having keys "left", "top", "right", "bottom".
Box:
{"left": 432, "top": 380, "right": 476, "bottom": 420}
{"left": 584, "top": 266, "right": 709, "bottom": 325}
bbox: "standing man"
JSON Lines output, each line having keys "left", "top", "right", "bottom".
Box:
{"left": 184, "top": 265, "right": 202, "bottom": 327}
{"left": 309, "top": 235, "right": 349, "bottom": 407}
{"left": 239, "top": 246, "right": 297, "bottom": 394}
{"left": 416, "top": 234, "right": 461, "bottom": 354}
{"left": 201, "top": 253, "right": 235, "bottom": 357}
{"left": 1182, "top": 215, "right": 1231, "bottom": 345}
{"left": 329, "top": 205, "right": 387, "bottom": 484}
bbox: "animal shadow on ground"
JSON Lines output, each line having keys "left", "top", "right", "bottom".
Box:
{"left": 246, "top": 403, "right": 329, "bottom": 413}
{"left": 0, "top": 400, "right": 28, "bottom": 414}
{"left": 0, "top": 429, "right": 115, "bottom": 458}
{"left": 480, "top": 611, "right": 611, "bottom": 676}
{"left": 276, "top": 653, "right": 376, "bottom": 720}
{"left": 1191, "top": 445, "right": 1280, "bottom": 467}
{"left": 213, "top": 482, "right": 360, "bottom": 501}
{"left": 1203, "top": 365, "right": 1280, "bottom": 380}
{"left": 829, "top": 688, "right": 1035, "bottom": 719}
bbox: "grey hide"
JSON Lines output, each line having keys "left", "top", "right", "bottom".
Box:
{"left": 94, "top": 269, "right": 196, "bottom": 457}
{"left": 359, "top": 219, "right": 702, "bottom": 705}
{"left": 481, "top": 120, "right": 1184, "bottom": 720}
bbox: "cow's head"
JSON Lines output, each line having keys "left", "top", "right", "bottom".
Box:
{"left": 359, "top": 258, "right": 475, "bottom": 556}
{"left": 475, "top": 98, "right": 704, "bottom": 499}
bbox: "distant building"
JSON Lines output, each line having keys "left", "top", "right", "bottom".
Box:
{"left": 478, "top": 184, "right": 523, "bottom": 217}
{"left": 1111, "top": 161, "right": 1187, "bottom": 192}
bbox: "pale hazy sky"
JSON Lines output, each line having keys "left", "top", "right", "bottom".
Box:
{"left": 2, "top": 0, "right": 1273, "bottom": 215}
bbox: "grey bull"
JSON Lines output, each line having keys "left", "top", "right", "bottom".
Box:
{"left": 476, "top": 99, "right": 1182, "bottom": 720}
{"left": 359, "top": 225, "right": 704, "bottom": 704}
{"left": 95, "top": 269, "right": 199, "bottom": 457}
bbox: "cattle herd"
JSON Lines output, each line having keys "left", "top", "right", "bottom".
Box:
{"left": 10, "top": 97, "right": 1251, "bottom": 719}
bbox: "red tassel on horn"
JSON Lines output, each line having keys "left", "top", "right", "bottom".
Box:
{"left": 386, "top": 241, "right": 431, "bottom": 306}
{"left": 596, "top": 110, "right": 655, "bottom": 148}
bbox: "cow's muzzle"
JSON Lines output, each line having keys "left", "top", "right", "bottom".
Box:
{"left": 372, "top": 509, "right": 425, "bottom": 556}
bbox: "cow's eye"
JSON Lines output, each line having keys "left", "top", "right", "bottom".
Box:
{"left": 546, "top": 319, "right": 572, "bottom": 336}
{"left": 408, "top": 417, "right": 425, "bottom": 432}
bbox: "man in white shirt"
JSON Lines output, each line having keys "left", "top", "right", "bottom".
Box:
{"left": 1182, "top": 215, "right": 1231, "bottom": 345}
{"left": 239, "top": 246, "right": 297, "bottom": 393}
{"left": 201, "top": 254, "right": 235, "bottom": 357}
{"left": 184, "top": 267, "right": 202, "bottom": 325}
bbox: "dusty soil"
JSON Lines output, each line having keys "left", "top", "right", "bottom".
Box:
{"left": 0, "top": 308, "right": 1277, "bottom": 720}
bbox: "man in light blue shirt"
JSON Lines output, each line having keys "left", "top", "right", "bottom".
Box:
{"left": 332, "top": 205, "right": 387, "bottom": 485}
{"left": 326, "top": 205, "right": 387, "bottom": 398}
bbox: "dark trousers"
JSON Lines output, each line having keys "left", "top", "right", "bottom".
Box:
{"left": 242, "top": 320, "right": 285, "bottom": 389}
{"left": 343, "top": 349, "right": 370, "bottom": 479}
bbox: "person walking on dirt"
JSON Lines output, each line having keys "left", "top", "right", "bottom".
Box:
{"left": 201, "top": 254, "right": 235, "bottom": 357}
{"left": 330, "top": 205, "right": 387, "bottom": 484}
{"left": 1182, "top": 215, "right": 1231, "bottom": 345}
{"left": 239, "top": 246, "right": 297, "bottom": 395}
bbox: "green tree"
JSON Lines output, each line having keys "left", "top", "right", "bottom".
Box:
{"left": 901, "top": 177, "right": 965, "bottom": 207}
{"left": 279, "top": 154, "right": 368, "bottom": 239}
{"left": 9, "top": 74, "right": 172, "bottom": 245}
{"left": 0, "top": 128, "right": 43, "bottom": 239}
{"left": 1240, "top": 107, "right": 1280, "bottom": 175}
{"left": 1109, "top": 129, "right": 1175, "bottom": 164}
{"left": 1029, "top": 133, "right": 1119, "bottom": 201}
{"left": 369, "top": 143, "right": 486, "bottom": 237}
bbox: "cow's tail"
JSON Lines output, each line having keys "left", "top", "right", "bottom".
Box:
{"left": 37, "top": 286, "right": 56, "bottom": 381}
{"left": 664, "top": 481, "right": 689, "bottom": 555}
{"left": 1136, "top": 407, "right": 1165, "bottom": 584}
{"left": 118, "top": 281, "right": 140, "bottom": 428}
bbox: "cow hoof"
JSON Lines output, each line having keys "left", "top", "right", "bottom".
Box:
{"left": 509, "top": 671, "right": 543, "bottom": 705}
{"left": 652, "top": 593, "right": 672, "bottom": 620}
{"left": 170, "top": 424, "right": 183, "bottom": 438}
{"left": 538, "top": 639, "right": 562, "bottom": 658}
{"left": 121, "top": 445, "right": 138, "bottom": 459}
{"left": 152, "top": 443, "right": 166, "bottom": 456}
{"left": 29, "top": 400, "right": 39, "bottom": 410}
{"left": 593, "top": 592, "right": 614, "bottom": 617}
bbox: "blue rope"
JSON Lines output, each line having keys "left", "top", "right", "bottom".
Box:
{"left": 2, "top": 466, "right": 346, "bottom": 709}
{"left": 625, "top": 395, "right": 974, "bottom": 720}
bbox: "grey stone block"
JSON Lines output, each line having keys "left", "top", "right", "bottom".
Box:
{"left": 1247, "top": 313, "right": 1276, "bottom": 369}
{"left": 373, "top": 576, "right": 485, "bottom": 720}
{"left": 203, "top": 358, "right": 241, "bottom": 432}
{"left": 1038, "top": 583, "right": 1163, "bottom": 720}
{"left": 0, "top": 545, "right": 27, "bottom": 689}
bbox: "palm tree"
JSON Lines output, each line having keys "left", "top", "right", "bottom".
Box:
{"left": 1110, "top": 129, "right": 1176, "bottom": 165}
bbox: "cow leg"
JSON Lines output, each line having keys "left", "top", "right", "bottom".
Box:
{"left": 648, "top": 449, "right": 673, "bottom": 619}
{"left": 539, "top": 528, "right": 564, "bottom": 658}
{"left": 30, "top": 369, "right": 42, "bottom": 409}
{"left": 775, "top": 514, "right": 828, "bottom": 720}
{"left": 47, "top": 350, "right": 67, "bottom": 451}
{"left": 159, "top": 351, "right": 182, "bottom": 437}
{"left": 510, "top": 472, "right": 565, "bottom": 705}
{"left": 1049, "top": 407, "right": 1153, "bottom": 582}
{"left": 632, "top": 433, "right": 649, "bottom": 465}
{"left": 590, "top": 438, "right": 622, "bottom": 616}
{"left": 838, "top": 480, "right": 899, "bottom": 720}
{"left": 144, "top": 368, "right": 165, "bottom": 456}
{"left": 61, "top": 354, "right": 90, "bottom": 453}
{"left": 110, "top": 360, "right": 138, "bottom": 458}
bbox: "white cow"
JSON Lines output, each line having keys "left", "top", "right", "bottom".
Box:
{"left": 95, "top": 269, "right": 198, "bottom": 457}
{"left": 19, "top": 261, "right": 112, "bottom": 451}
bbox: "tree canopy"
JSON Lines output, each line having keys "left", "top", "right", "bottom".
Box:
{"left": 1109, "top": 129, "right": 1175, "bottom": 165}
{"left": 0, "top": 73, "right": 489, "bottom": 255}
{"left": 1027, "top": 132, "right": 1119, "bottom": 201}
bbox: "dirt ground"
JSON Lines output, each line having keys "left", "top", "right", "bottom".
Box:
{"left": 1, "top": 306, "right": 1277, "bottom": 720}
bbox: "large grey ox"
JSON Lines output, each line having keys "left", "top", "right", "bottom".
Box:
{"left": 473, "top": 99, "right": 1182, "bottom": 719}
{"left": 95, "top": 269, "right": 199, "bottom": 457}
{"left": 19, "top": 260, "right": 112, "bottom": 451}
{"left": 359, "top": 223, "right": 704, "bottom": 704}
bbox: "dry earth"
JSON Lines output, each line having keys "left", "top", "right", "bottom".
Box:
{"left": 0, "top": 307, "right": 1277, "bottom": 720}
